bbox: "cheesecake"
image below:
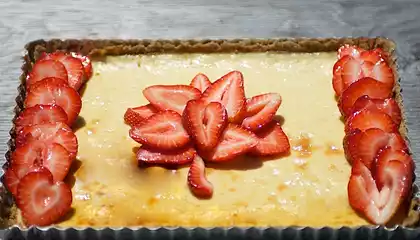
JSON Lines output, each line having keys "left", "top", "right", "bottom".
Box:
{"left": 1, "top": 38, "right": 415, "bottom": 228}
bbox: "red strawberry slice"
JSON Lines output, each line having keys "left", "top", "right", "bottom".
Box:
{"left": 249, "top": 121, "right": 290, "bottom": 156}
{"left": 202, "top": 124, "right": 258, "bottom": 162}
{"left": 338, "top": 45, "right": 363, "bottom": 59}
{"left": 3, "top": 166, "right": 44, "bottom": 197}
{"left": 242, "top": 93, "right": 282, "bottom": 132}
{"left": 143, "top": 85, "right": 201, "bottom": 115}
{"left": 375, "top": 148, "right": 414, "bottom": 190}
{"left": 348, "top": 159, "right": 410, "bottom": 224}
{"left": 26, "top": 60, "right": 68, "bottom": 88}
{"left": 183, "top": 100, "right": 228, "bottom": 151}
{"left": 16, "top": 168, "right": 72, "bottom": 226}
{"left": 339, "top": 77, "right": 392, "bottom": 116}
{"left": 354, "top": 128, "right": 408, "bottom": 170}
{"left": 27, "top": 77, "right": 69, "bottom": 92}
{"left": 71, "top": 52, "right": 93, "bottom": 80}
{"left": 25, "top": 79, "right": 82, "bottom": 124}
{"left": 360, "top": 50, "right": 385, "bottom": 65}
{"left": 188, "top": 155, "right": 213, "bottom": 199}
{"left": 201, "top": 71, "right": 246, "bottom": 123}
{"left": 16, "top": 122, "right": 78, "bottom": 160}
{"left": 40, "top": 52, "right": 85, "bottom": 90}
{"left": 345, "top": 109, "right": 398, "bottom": 134}
{"left": 349, "top": 95, "right": 402, "bottom": 125}
{"left": 136, "top": 145, "right": 196, "bottom": 166}
{"left": 343, "top": 129, "right": 363, "bottom": 164}
{"left": 129, "top": 111, "right": 190, "bottom": 150}
{"left": 15, "top": 104, "right": 68, "bottom": 131}
{"left": 363, "top": 61, "right": 395, "bottom": 89}
{"left": 341, "top": 57, "right": 364, "bottom": 90}
{"left": 124, "top": 104, "right": 158, "bottom": 127}
{"left": 190, "top": 73, "right": 211, "bottom": 93}
{"left": 11, "top": 141, "right": 72, "bottom": 182}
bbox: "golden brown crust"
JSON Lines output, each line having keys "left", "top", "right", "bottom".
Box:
{"left": 1, "top": 37, "right": 418, "bottom": 228}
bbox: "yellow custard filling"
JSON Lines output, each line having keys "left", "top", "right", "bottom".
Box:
{"left": 57, "top": 52, "right": 369, "bottom": 227}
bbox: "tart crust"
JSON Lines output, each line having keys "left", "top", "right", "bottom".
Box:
{"left": 0, "top": 37, "right": 418, "bottom": 228}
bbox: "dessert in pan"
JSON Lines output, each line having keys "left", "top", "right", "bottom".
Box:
{"left": 0, "top": 38, "right": 417, "bottom": 228}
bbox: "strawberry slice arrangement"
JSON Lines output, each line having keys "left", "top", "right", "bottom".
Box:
{"left": 333, "top": 45, "right": 413, "bottom": 225}
{"left": 4, "top": 51, "right": 93, "bottom": 226}
{"left": 125, "top": 71, "right": 290, "bottom": 198}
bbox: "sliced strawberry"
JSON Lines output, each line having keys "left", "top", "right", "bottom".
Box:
{"left": 349, "top": 95, "right": 402, "bottom": 125}
{"left": 201, "top": 71, "right": 246, "bottom": 122}
{"left": 129, "top": 111, "right": 190, "bottom": 150}
{"left": 136, "top": 145, "right": 196, "bottom": 166}
{"left": 14, "top": 104, "right": 68, "bottom": 131}
{"left": 143, "top": 85, "right": 201, "bottom": 115}
{"left": 26, "top": 60, "right": 68, "bottom": 88}
{"left": 27, "top": 77, "right": 69, "bottom": 92}
{"left": 3, "top": 166, "right": 44, "bottom": 197}
{"left": 249, "top": 121, "right": 290, "bottom": 156}
{"left": 40, "top": 52, "right": 85, "bottom": 90}
{"left": 354, "top": 128, "right": 407, "bottom": 170}
{"left": 339, "top": 77, "right": 392, "bottom": 116}
{"left": 71, "top": 52, "right": 93, "bottom": 80}
{"left": 332, "top": 56, "right": 351, "bottom": 96}
{"left": 348, "top": 159, "right": 410, "bottom": 224}
{"left": 11, "top": 141, "right": 72, "bottom": 182}
{"left": 16, "top": 168, "right": 72, "bottom": 226}
{"left": 345, "top": 110, "right": 398, "bottom": 134}
{"left": 375, "top": 148, "right": 414, "bottom": 190}
{"left": 202, "top": 124, "right": 258, "bottom": 162}
{"left": 341, "top": 57, "right": 364, "bottom": 90}
{"left": 124, "top": 104, "right": 158, "bottom": 127}
{"left": 183, "top": 100, "right": 227, "bottom": 151}
{"left": 25, "top": 79, "right": 82, "bottom": 124}
{"left": 15, "top": 122, "right": 78, "bottom": 160}
{"left": 360, "top": 50, "right": 385, "bottom": 65}
{"left": 188, "top": 155, "right": 213, "bottom": 199}
{"left": 343, "top": 129, "right": 363, "bottom": 164}
{"left": 190, "top": 73, "right": 211, "bottom": 93}
{"left": 363, "top": 61, "right": 395, "bottom": 89}
{"left": 338, "top": 45, "right": 363, "bottom": 59}
{"left": 242, "top": 93, "right": 282, "bottom": 132}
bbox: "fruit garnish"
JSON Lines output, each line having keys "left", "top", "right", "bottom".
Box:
{"left": 188, "top": 155, "right": 213, "bottom": 198}
{"left": 26, "top": 60, "right": 68, "bottom": 88}
{"left": 249, "top": 121, "right": 290, "bottom": 156}
{"left": 137, "top": 145, "right": 196, "bottom": 166}
{"left": 202, "top": 124, "right": 258, "bottom": 162}
{"left": 190, "top": 73, "right": 211, "bottom": 93}
{"left": 345, "top": 109, "right": 398, "bottom": 134}
{"left": 332, "top": 56, "right": 357, "bottom": 96}
{"left": 349, "top": 95, "right": 402, "bottom": 125}
{"left": 242, "top": 93, "right": 282, "bottom": 131}
{"left": 348, "top": 159, "right": 411, "bottom": 225}
{"left": 40, "top": 52, "right": 85, "bottom": 90}
{"left": 129, "top": 111, "right": 190, "bottom": 150}
{"left": 16, "top": 122, "right": 78, "bottom": 160}
{"left": 338, "top": 77, "right": 392, "bottom": 116}
{"left": 338, "top": 45, "right": 363, "bottom": 59}
{"left": 27, "top": 77, "right": 69, "bottom": 92}
{"left": 201, "top": 70, "right": 246, "bottom": 122}
{"left": 375, "top": 148, "right": 414, "bottom": 189}
{"left": 143, "top": 85, "right": 201, "bottom": 115}
{"left": 25, "top": 79, "right": 82, "bottom": 125}
{"left": 124, "top": 104, "right": 158, "bottom": 127}
{"left": 343, "top": 129, "right": 363, "bottom": 164}
{"left": 16, "top": 168, "right": 72, "bottom": 226}
{"left": 14, "top": 104, "right": 68, "bottom": 131}
{"left": 11, "top": 140, "right": 72, "bottom": 182}
{"left": 359, "top": 50, "right": 386, "bottom": 65}
{"left": 349, "top": 128, "right": 407, "bottom": 169}
{"left": 183, "top": 100, "right": 227, "bottom": 151}
{"left": 70, "top": 52, "right": 93, "bottom": 80}
{"left": 3, "top": 166, "right": 45, "bottom": 197}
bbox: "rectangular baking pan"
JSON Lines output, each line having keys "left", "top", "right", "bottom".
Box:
{"left": 1, "top": 37, "right": 420, "bottom": 240}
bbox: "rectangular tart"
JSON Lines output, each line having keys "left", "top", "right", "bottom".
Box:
{"left": 0, "top": 38, "right": 419, "bottom": 230}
